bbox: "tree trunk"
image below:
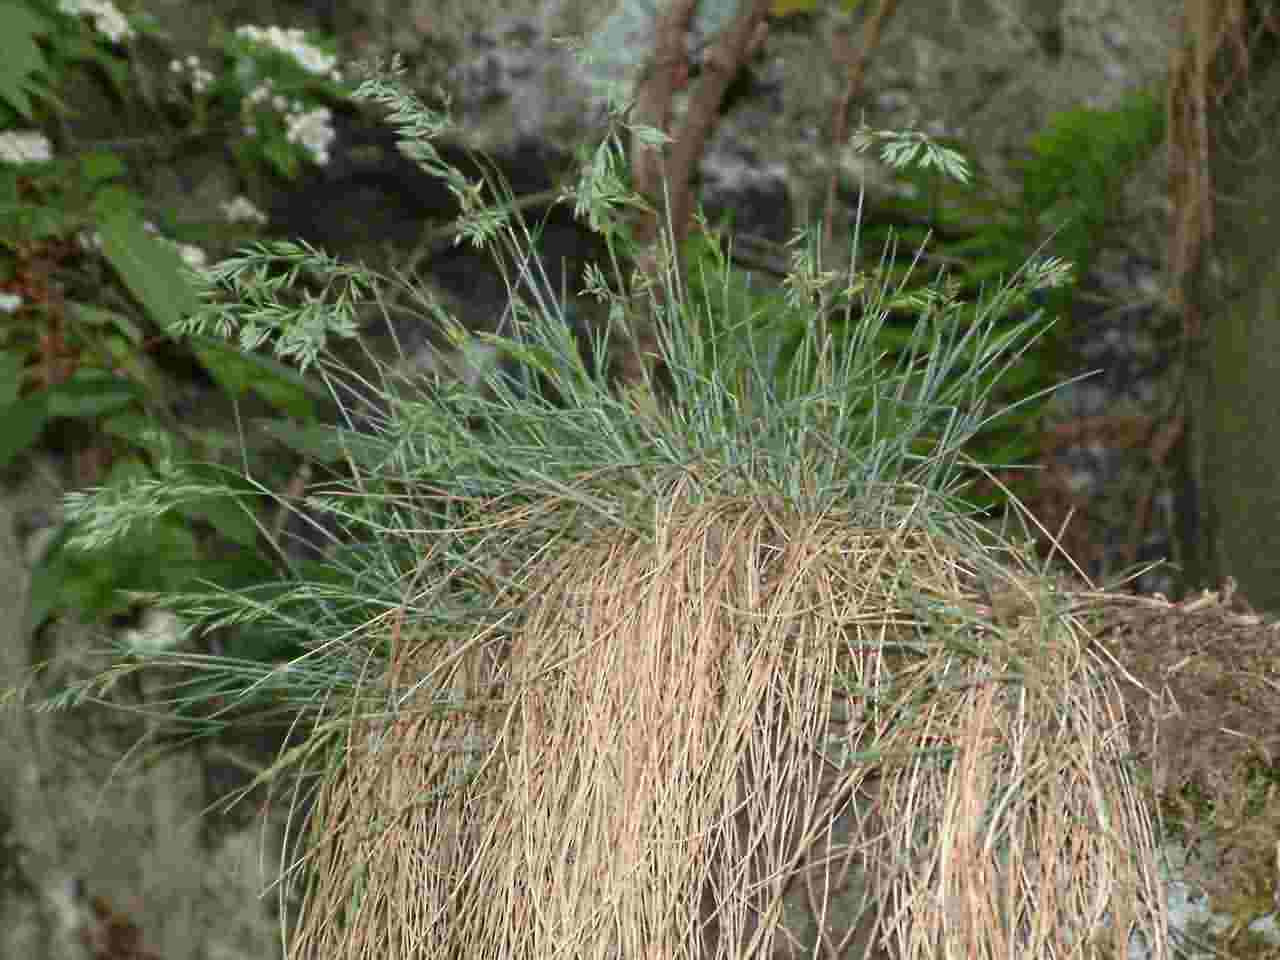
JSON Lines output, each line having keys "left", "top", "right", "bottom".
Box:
{"left": 1179, "top": 41, "right": 1280, "bottom": 610}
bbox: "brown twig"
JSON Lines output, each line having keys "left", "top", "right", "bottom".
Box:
{"left": 629, "top": 0, "right": 700, "bottom": 256}
{"left": 663, "top": 0, "right": 771, "bottom": 256}
{"left": 822, "top": 0, "right": 902, "bottom": 258}
{"left": 624, "top": 0, "right": 772, "bottom": 388}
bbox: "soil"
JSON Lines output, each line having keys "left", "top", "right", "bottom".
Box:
{"left": 1089, "top": 579, "right": 1280, "bottom": 921}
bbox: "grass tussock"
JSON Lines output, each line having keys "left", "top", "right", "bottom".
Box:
{"left": 287, "top": 471, "right": 1166, "bottom": 960}
{"left": 31, "top": 63, "right": 1168, "bottom": 960}
{"left": 870, "top": 589, "right": 1167, "bottom": 960}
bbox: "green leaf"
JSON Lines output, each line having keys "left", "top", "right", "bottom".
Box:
{"left": 0, "top": 393, "right": 49, "bottom": 468}
{"left": 255, "top": 418, "right": 390, "bottom": 468}
{"left": 0, "top": 3, "right": 53, "bottom": 119}
{"left": 0, "top": 349, "right": 22, "bottom": 406}
{"left": 60, "top": 518, "right": 203, "bottom": 619}
{"left": 179, "top": 463, "right": 264, "bottom": 546}
{"left": 25, "top": 529, "right": 71, "bottom": 633}
{"left": 66, "top": 300, "right": 144, "bottom": 344}
{"left": 176, "top": 493, "right": 261, "bottom": 550}
{"left": 190, "top": 336, "right": 317, "bottom": 419}
{"left": 46, "top": 369, "right": 139, "bottom": 418}
{"left": 80, "top": 151, "right": 126, "bottom": 184}
{"left": 100, "top": 411, "right": 165, "bottom": 452}
{"left": 770, "top": 0, "right": 821, "bottom": 15}
{"left": 98, "top": 212, "right": 200, "bottom": 330}
{"left": 0, "top": 184, "right": 73, "bottom": 239}
{"left": 262, "top": 136, "right": 299, "bottom": 179}
{"left": 90, "top": 184, "right": 143, "bottom": 220}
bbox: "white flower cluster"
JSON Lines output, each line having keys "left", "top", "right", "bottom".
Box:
{"left": 243, "top": 76, "right": 275, "bottom": 126}
{"left": 244, "top": 77, "right": 294, "bottom": 117}
{"left": 0, "top": 130, "right": 53, "bottom": 165}
{"left": 285, "top": 106, "right": 335, "bottom": 166}
{"left": 57, "top": 0, "right": 134, "bottom": 44}
{"left": 169, "top": 54, "right": 215, "bottom": 96}
{"left": 241, "top": 77, "right": 336, "bottom": 165}
{"left": 221, "top": 196, "right": 268, "bottom": 225}
{"left": 0, "top": 293, "right": 24, "bottom": 314}
{"left": 234, "top": 25, "right": 341, "bottom": 81}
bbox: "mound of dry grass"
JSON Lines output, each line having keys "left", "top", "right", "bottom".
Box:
{"left": 288, "top": 473, "right": 1166, "bottom": 960}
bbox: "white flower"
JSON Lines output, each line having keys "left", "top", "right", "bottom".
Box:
{"left": 235, "top": 24, "right": 337, "bottom": 77}
{"left": 291, "top": 43, "right": 338, "bottom": 78}
{"left": 285, "top": 106, "right": 335, "bottom": 166}
{"left": 0, "top": 130, "right": 53, "bottom": 165}
{"left": 220, "top": 196, "right": 268, "bottom": 225}
{"left": 175, "top": 243, "right": 207, "bottom": 270}
{"left": 0, "top": 293, "right": 24, "bottom": 314}
{"left": 57, "top": 0, "right": 134, "bottom": 43}
{"left": 191, "top": 67, "right": 214, "bottom": 95}
{"left": 170, "top": 55, "right": 214, "bottom": 95}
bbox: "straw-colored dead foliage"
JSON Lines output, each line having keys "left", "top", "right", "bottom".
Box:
{"left": 289, "top": 476, "right": 1167, "bottom": 960}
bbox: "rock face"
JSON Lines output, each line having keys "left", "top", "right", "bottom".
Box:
{"left": 436, "top": 0, "right": 1176, "bottom": 235}
{"left": 0, "top": 466, "right": 291, "bottom": 960}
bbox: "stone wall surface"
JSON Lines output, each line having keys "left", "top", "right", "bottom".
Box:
{"left": 0, "top": 465, "right": 292, "bottom": 960}
{"left": 437, "top": 0, "right": 1177, "bottom": 225}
